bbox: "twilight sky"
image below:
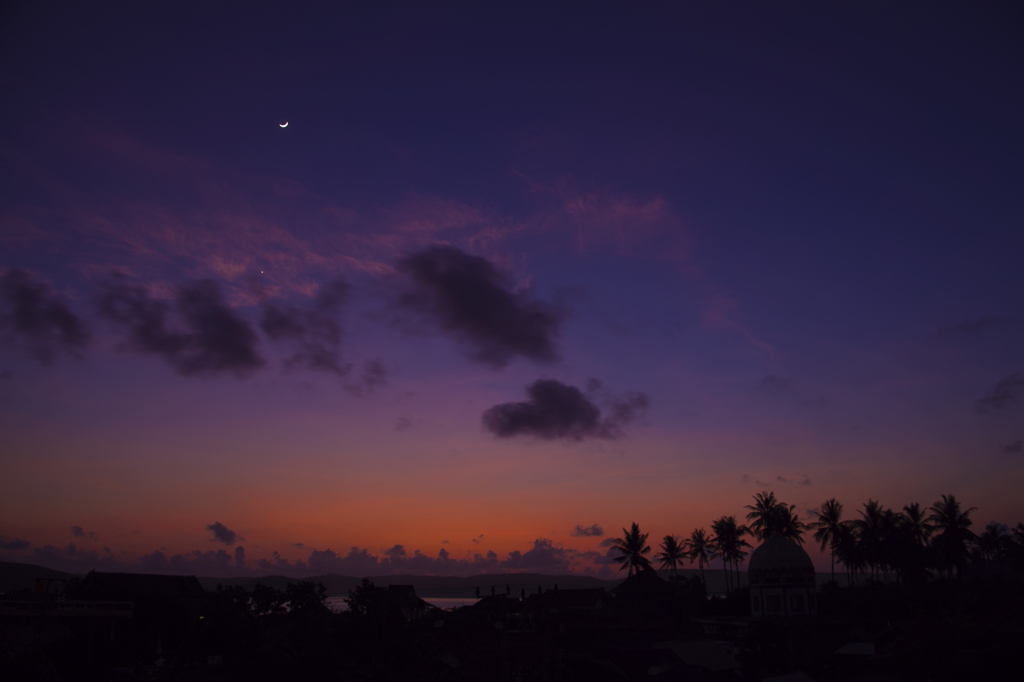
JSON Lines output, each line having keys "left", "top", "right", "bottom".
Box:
{"left": 1, "top": 1, "right": 1022, "bottom": 579}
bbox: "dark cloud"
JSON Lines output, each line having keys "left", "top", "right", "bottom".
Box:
{"left": 0, "top": 269, "right": 91, "bottom": 365}
{"left": 260, "top": 279, "right": 349, "bottom": 375}
{"left": 361, "top": 359, "right": 386, "bottom": 391}
{"left": 598, "top": 537, "right": 618, "bottom": 548}
{"left": 31, "top": 543, "right": 121, "bottom": 574}
{"left": 758, "top": 375, "right": 792, "bottom": 391}
{"left": 307, "top": 546, "right": 383, "bottom": 576}
{"left": 305, "top": 544, "right": 503, "bottom": 577}
{"left": 471, "top": 534, "right": 484, "bottom": 544}
{"left": 290, "top": 542, "right": 305, "bottom": 549}
{"left": 97, "top": 276, "right": 264, "bottom": 377}
{"left": 571, "top": 524, "right": 604, "bottom": 537}
{"left": 482, "top": 379, "right": 650, "bottom": 441}
{"left": 500, "top": 539, "right": 573, "bottom": 573}
{"left": 383, "top": 544, "right": 406, "bottom": 558}
{"left": 775, "top": 474, "right": 812, "bottom": 487}
{"left": 71, "top": 526, "right": 99, "bottom": 541}
{"left": 977, "top": 371, "right": 1024, "bottom": 412}
{"left": 742, "top": 473, "right": 812, "bottom": 487}
{"left": 0, "top": 537, "right": 31, "bottom": 550}
{"left": 589, "top": 546, "right": 621, "bottom": 566}
{"left": 206, "top": 521, "right": 243, "bottom": 545}
{"left": 234, "top": 546, "right": 246, "bottom": 570}
{"left": 1004, "top": 440, "right": 1022, "bottom": 454}
{"left": 607, "top": 392, "right": 651, "bottom": 425}
{"left": 396, "top": 245, "right": 562, "bottom": 368}
{"left": 936, "top": 316, "right": 1008, "bottom": 337}
{"left": 257, "top": 551, "right": 309, "bottom": 574}
{"left": 22, "top": 537, "right": 599, "bottom": 579}
{"left": 346, "top": 359, "right": 387, "bottom": 396}
{"left": 138, "top": 548, "right": 242, "bottom": 576}
{"left": 394, "top": 416, "right": 413, "bottom": 432}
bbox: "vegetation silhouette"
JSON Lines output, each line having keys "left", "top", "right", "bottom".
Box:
{"left": 810, "top": 497, "right": 843, "bottom": 583}
{"left": 685, "top": 528, "right": 713, "bottom": 586}
{"left": 611, "top": 522, "right": 653, "bottom": 575}
{"left": 711, "top": 515, "right": 751, "bottom": 592}
{"left": 5, "top": 490, "right": 1024, "bottom": 680}
{"left": 655, "top": 535, "right": 684, "bottom": 579}
{"left": 745, "top": 490, "right": 806, "bottom": 542}
{"left": 927, "top": 493, "right": 977, "bottom": 580}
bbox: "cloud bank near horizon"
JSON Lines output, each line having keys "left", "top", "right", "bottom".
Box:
{"left": 2, "top": 536, "right": 619, "bottom": 580}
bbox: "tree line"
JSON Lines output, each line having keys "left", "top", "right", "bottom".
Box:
{"left": 610, "top": 491, "right": 1024, "bottom": 589}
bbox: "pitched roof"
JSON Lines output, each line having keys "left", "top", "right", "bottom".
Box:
{"left": 612, "top": 567, "right": 673, "bottom": 594}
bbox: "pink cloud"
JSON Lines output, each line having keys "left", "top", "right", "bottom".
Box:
{"left": 701, "top": 292, "right": 775, "bottom": 357}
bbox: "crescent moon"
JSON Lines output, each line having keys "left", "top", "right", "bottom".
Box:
{"left": 279, "top": 122, "right": 288, "bottom": 128}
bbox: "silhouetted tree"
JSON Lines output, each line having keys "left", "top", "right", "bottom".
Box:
{"left": 833, "top": 523, "right": 864, "bottom": 586}
{"left": 810, "top": 498, "right": 844, "bottom": 583}
{"left": 976, "top": 521, "right": 1009, "bottom": 577}
{"left": 250, "top": 583, "right": 287, "bottom": 616}
{"left": 852, "top": 499, "right": 887, "bottom": 582}
{"left": 345, "top": 578, "right": 387, "bottom": 618}
{"left": 687, "top": 528, "right": 713, "bottom": 586}
{"left": 745, "top": 491, "right": 806, "bottom": 542}
{"left": 711, "top": 515, "right": 750, "bottom": 592}
{"left": 927, "top": 494, "right": 976, "bottom": 580}
{"left": 286, "top": 580, "right": 328, "bottom": 613}
{"left": 612, "top": 522, "right": 653, "bottom": 576}
{"left": 902, "top": 502, "right": 933, "bottom": 547}
{"left": 895, "top": 502, "right": 933, "bottom": 584}
{"left": 656, "top": 535, "right": 685, "bottom": 579}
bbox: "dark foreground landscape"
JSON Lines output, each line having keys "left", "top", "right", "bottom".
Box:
{"left": 3, "top": 544, "right": 1022, "bottom": 681}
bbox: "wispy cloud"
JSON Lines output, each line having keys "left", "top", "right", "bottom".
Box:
{"left": 977, "top": 372, "right": 1024, "bottom": 412}
{"left": 936, "top": 316, "right": 1009, "bottom": 338}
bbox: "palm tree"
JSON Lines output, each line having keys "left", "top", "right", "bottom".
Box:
{"left": 711, "top": 516, "right": 750, "bottom": 592}
{"left": 612, "top": 522, "right": 653, "bottom": 576}
{"left": 728, "top": 524, "right": 753, "bottom": 589}
{"left": 1012, "top": 522, "right": 1024, "bottom": 545}
{"left": 745, "top": 491, "right": 806, "bottom": 542}
{"left": 745, "top": 491, "right": 780, "bottom": 541}
{"left": 810, "top": 499, "right": 844, "bottom": 583}
{"left": 902, "top": 503, "right": 933, "bottom": 547}
{"left": 687, "top": 528, "right": 713, "bottom": 586}
{"left": 656, "top": 535, "right": 685, "bottom": 579}
{"left": 852, "top": 499, "right": 887, "bottom": 582}
{"left": 927, "top": 494, "right": 976, "bottom": 580}
{"left": 833, "top": 523, "right": 863, "bottom": 586}
{"left": 977, "top": 522, "right": 1007, "bottom": 565}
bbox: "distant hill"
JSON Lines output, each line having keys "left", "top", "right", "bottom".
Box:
{"left": 2, "top": 560, "right": 842, "bottom": 597}
{"left": 198, "top": 572, "right": 623, "bottom": 597}
{"left": 0, "top": 561, "right": 76, "bottom": 594}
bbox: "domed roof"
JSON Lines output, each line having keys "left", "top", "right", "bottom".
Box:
{"left": 748, "top": 534, "right": 814, "bottom": 575}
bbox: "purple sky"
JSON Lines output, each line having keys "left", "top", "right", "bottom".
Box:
{"left": 1, "top": 1, "right": 1022, "bottom": 579}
